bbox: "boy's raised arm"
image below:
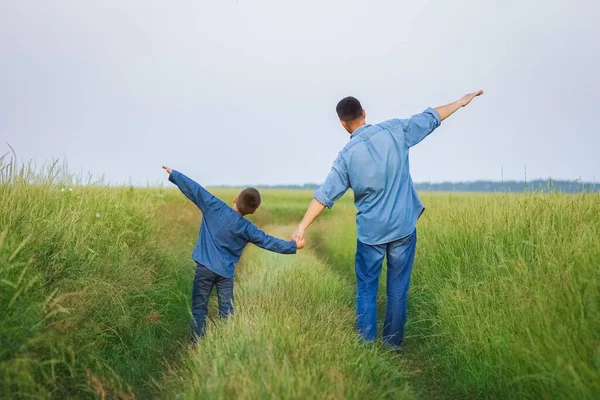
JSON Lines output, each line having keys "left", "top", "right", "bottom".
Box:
{"left": 162, "top": 166, "right": 221, "bottom": 212}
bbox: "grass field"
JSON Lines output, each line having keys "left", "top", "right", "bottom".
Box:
{"left": 1, "top": 160, "right": 598, "bottom": 399}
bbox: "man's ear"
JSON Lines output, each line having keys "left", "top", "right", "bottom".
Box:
{"left": 233, "top": 196, "right": 238, "bottom": 204}
{"left": 362, "top": 109, "right": 366, "bottom": 119}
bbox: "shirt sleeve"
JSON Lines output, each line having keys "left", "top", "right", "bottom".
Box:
{"left": 314, "top": 153, "right": 350, "bottom": 209}
{"left": 168, "top": 170, "right": 223, "bottom": 213}
{"left": 403, "top": 107, "right": 442, "bottom": 147}
{"left": 243, "top": 223, "right": 297, "bottom": 255}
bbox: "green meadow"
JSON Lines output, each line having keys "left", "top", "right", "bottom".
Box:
{"left": 1, "top": 161, "right": 598, "bottom": 399}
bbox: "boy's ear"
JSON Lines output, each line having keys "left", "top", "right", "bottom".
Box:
{"left": 233, "top": 196, "right": 238, "bottom": 204}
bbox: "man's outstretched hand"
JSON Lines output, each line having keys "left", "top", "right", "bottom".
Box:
{"left": 162, "top": 165, "right": 173, "bottom": 174}
{"left": 458, "top": 90, "right": 484, "bottom": 107}
{"left": 435, "top": 90, "right": 484, "bottom": 121}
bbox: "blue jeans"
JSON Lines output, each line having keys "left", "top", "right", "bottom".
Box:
{"left": 191, "top": 263, "right": 234, "bottom": 341}
{"left": 355, "top": 229, "right": 417, "bottom": 347}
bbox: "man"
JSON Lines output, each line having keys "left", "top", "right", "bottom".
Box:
{"left": 292, "top": 90, "right": 483, "bottom": 348}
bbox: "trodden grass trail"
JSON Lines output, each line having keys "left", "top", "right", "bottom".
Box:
{"left": 161, "top": 225, "right": 416, "bottom": 400}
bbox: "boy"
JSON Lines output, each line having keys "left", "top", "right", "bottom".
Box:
{"left": 162, "top": 166, "right": 303, "bottom": 341}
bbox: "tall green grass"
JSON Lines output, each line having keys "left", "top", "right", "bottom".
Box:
{"left": 315, "top": 192, "right": 600, "bottom": 399}
{"left": 3, "top": 157, "right": 598, "bottom": 399}
{"left": 0, "top": 159, "right": 195, "bottom": 399}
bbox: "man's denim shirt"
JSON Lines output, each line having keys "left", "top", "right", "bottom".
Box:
{"left": 314, "top": 108, "right": 441, "bottom": 245}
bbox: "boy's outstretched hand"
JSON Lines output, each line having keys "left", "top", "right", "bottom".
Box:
{"left": 162, "top": 165, "right": 173, "bottom": 174}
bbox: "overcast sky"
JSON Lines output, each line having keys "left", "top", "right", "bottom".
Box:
{"left": 1, "top": 0, "right": 598, "bottom": 186}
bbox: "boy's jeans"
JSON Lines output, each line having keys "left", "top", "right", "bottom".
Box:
{"left": 191, "top": 263, "right": 234, "bottom": 341}
{"left": 355, "top": 229, "right": 417, "bottom": 347}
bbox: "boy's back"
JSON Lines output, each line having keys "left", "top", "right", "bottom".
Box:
{"left": 169, "top": 170, "right": 297, "bottom": 278}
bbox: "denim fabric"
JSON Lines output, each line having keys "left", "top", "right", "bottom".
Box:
{"left": 314, "top": 108, "right": 440, "bottom": 245}
{"left": 191, "top": 263, "right": 234, "bottom": 341}
{"left": 354, "top": 229, "right": 417, "bottom": 347}
{"left": 169, "top": 170, "right": 297, "bottom": 278}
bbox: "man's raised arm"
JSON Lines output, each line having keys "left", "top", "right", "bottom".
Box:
{"left": 435, "top": 90, "right": 484, "bottom": 121}
{"left": 402, "top": 90, "right": 483, "bottom": 147}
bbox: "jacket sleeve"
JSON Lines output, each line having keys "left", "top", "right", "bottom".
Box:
{"left": 169, "top": 170, "right": 223, "bottom": 212}
{"left": 243, "top": 223, "right": 297, "bottom": 255}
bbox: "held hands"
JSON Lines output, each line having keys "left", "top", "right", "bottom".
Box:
{"left": 293, "top": 236, "right": 305, "bottom": 250}
{"left": 162, "top": 165, "right": 173, "bottom": 174}
{"left": 292, "top": 226, "right": 306, "bottom": 250}
{"left": 458, "top": 90, "right": 484, "bottom": 107}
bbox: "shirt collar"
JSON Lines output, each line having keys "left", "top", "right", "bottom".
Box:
{"left": 350, "top": 124, "right": 371, "bottom": 139}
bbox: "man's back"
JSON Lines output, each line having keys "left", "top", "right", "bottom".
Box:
{"left": 314, "top": 108, "right": 441, "bottom": 245}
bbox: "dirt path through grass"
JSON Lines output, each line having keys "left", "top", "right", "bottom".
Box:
{"left": 159, "top": 224, "right": 420, "bottom": 399}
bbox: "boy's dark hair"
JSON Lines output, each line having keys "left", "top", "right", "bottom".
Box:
{"left": 237, "top": 188, "right": 261, "bottom": 215}
{"left": 336, "top": 96, "right": 363, "bottom": 121}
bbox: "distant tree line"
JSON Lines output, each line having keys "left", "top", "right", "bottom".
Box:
{"left": 230, "top": 179, "right": 599, "bottom": 193}
{"left": 414, "top": 179, "right": 598, "bottom": 193}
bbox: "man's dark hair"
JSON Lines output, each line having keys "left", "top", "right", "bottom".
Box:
{"left": 237, "top": 187, "right": 261, "bottom": 215}
{"left": 336, "top": 96, "right": 363, "bottom": 121}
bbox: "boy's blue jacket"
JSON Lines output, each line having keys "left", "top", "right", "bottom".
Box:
{"left": 169, "top": 170, "right": 297, "bottom": 278}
